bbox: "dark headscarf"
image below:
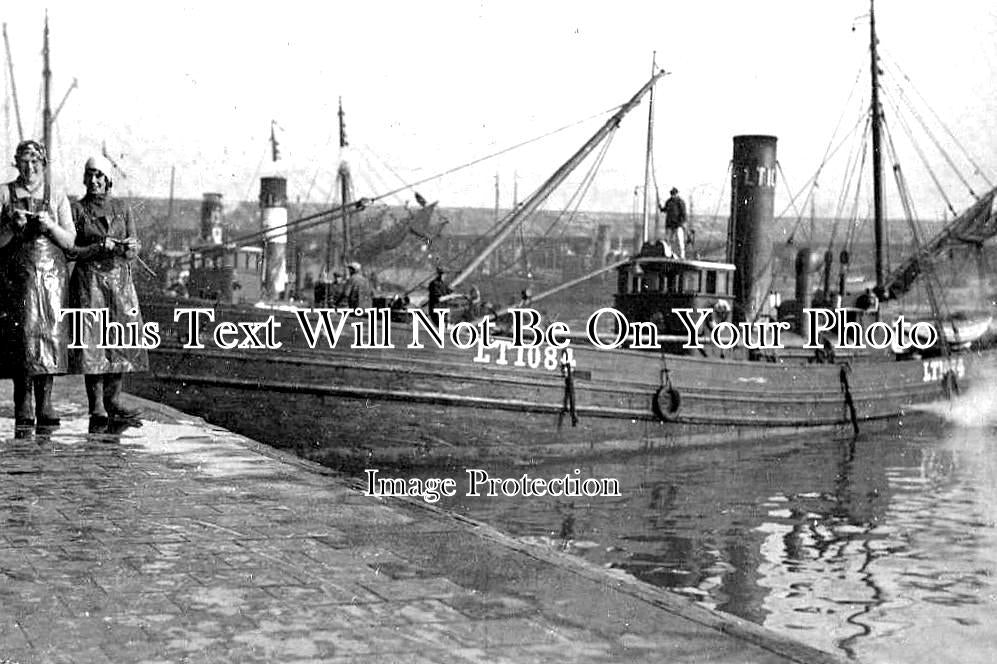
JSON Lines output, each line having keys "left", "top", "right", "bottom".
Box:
{"left": 14, "top": 140, "right": 47, "bottom": 165}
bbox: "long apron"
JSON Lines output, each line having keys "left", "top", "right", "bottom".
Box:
{"left": 0, "top": 184, "right": 69, "bottom": 377}
{"left": 68, "top": 197, "right": 149, "bottom": 374}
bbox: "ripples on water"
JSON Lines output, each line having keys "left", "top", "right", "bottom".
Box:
{"left": 411, "top": 405, "right": 997, "bottom": 663}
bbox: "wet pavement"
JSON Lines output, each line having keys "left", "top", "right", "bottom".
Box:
{"left": 0, "top": 380, "right": 844, "bottom": 663}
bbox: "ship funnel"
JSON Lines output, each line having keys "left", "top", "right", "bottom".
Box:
{"left": 260, "top": 176, "right": 289, "bottom": 299}
{"left": 727, "top": 135, "right": 777, "bottom": 322}
{"left": 200, "top": 193, "right": 224, "bottom": 245}
{"left": 795, "top": 247, "right": 822, "bottom": 338}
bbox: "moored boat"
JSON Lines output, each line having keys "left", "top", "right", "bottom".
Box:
{"left": 127, "top": 2, "right": 997, "bottom": 469}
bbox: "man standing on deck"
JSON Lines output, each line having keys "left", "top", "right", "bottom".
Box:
{"left": 330, "top": 271, "right": 346, "bottom": 307}
{"left": 660, "top": 187, "right": 688, "bottom": 259}
{"left": 427, "top": 267, "right": 451, "bottom": 314}
{"left": 341, "top": 262, "right": 372, "bottom": 309}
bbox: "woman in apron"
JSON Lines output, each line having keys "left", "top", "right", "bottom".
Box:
{"left": 0, "top": 140, "right": 76, "bottom": 427}
{"left": 68, "top": 155, "right": 147, "bottom": 428}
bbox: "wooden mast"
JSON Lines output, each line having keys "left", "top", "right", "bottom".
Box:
{"left": 869, "top": 0, "right": 886, "bottom": 299}
{"left": 337, "top": 97, "right": 352, "bottom": 266}
{"left": 167, "top": 165, "right": 175, "bottom": 220}
{"left": 642, "top": 52, "right": 657, "bottom": 244}
{"left": 41, "top": 11, "right": 51, "bottom": 206}
{"left": 450, "top": 69, "right": 667, "bottom": 289}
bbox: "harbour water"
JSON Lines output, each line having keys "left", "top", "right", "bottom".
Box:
{"left": 404, "top": 387, "right": 997, "bottom": 662}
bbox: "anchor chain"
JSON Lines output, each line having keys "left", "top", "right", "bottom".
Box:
{"left": 839, "top": 363, "right": 859, "bottom": 437}
{"left": 557, "top": 348, "right": 579, "bottom": 429}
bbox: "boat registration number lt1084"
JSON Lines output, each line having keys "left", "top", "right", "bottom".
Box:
{"left": 922, "top": 356, "right": 965, "bottom": 382}
{"left": 472, "top": 339, "right": 575, "bottom": 372}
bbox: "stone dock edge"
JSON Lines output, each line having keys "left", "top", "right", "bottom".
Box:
{"left": 124, "top": 391, "right": 847, "bottom": 664}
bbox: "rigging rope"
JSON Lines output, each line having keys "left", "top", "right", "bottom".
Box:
{"left": 880, "top": 87, "right": 957, "bottom": 217}
{"left": 302, "top": 133, "right": 336, "bottom": 203}
{"left": 829, "top": 116, "right": 870, "bottom": 255}
{"left": 368, "top": 104, "right": 625, "bottom": 207}
{"left": 219, "top": 104, "right": 625, "bottom": 257}
{"left": 698, "top": 161, "right": 731, "bottom": 258}
{"left": 775, "top": 110, "right": 868, "bottom": 222}
{"left": 778, "top": 161, "right": 807, "bottom": 243}
{"left": 483, "top": 127, "right": 618, "bottom": 281}
{"left": 841, "top": 139, "right": 870, "bottom": 267}
{"left": 890, "top": 85, "right": 977, "bottom": 200}
{"left": 243, "top": 146, "right": 266, "bottom": 204}
{"left": 357, "top": 143, "right": 419, "bottom": 205}
{"left": 882, "top": 53, "right": 995, "bottom": 188}
{"left": 445, "top": 120, "right": 622, "bottom": 284}
{"left": 775, "top": 65, "right": 866, "bottom": 227}
{"left": 882, "top": 122, "right": 956, "bottom": 357}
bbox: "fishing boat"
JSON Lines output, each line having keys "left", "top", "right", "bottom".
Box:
{"left": 127, "top": 2, "right": 996, "bottom": 470}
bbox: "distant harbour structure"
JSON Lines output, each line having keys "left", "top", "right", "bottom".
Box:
{"left": 260, "top": 175, "right": 288, "bottom": 298}
{"left": 200, "top": 192, "right": 224, "bottom": 245}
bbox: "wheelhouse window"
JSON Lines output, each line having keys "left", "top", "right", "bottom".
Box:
{"left": 682, "top": 271, "right": 701, "bottom": 293}
{"left": 705, "top": 270, "right": 717, "bottom": 294}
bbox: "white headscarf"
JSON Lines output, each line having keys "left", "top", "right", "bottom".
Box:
{"left": 84, "top": 155, "right": 115, "bottom": 186}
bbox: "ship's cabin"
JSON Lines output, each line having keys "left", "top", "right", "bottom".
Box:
{"left": 614, "top": 244, "right": 735, "bottom": 340}
{"left": 187, "top": 244, "right": 264, "bottom": 303}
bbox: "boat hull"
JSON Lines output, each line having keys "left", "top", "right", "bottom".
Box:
{"left": 127, "top": 302, "right": 990, "bottom": 469}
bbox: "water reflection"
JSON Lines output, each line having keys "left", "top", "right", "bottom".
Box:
{"left": 406, "top": 415, "right": 997, "bottom": 663}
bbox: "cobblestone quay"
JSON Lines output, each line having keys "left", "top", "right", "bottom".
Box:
{"left": 0, "top": 382, "right": 843, "bottom": 663}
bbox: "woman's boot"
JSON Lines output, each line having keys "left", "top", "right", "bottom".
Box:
{"left": 103, "top": 373, "right": 141, "bottom": 421}
{"left": 13, "top": 376, "right": 34, "bottom": 426}
{"left": 33, "top": 375, "right": 60, "bottom": 426}
{"left": 85, "top": 375, "right": 109, "bottom": 429}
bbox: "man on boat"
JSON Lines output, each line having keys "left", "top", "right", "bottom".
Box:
{"left": 427, "top": 266, "right": 451, "bottom": 314}
{"left": 659, "top": 187, "right": 688, "bottom": 259}
{"left": 342, "top": 262, "right": 372, "bottom": 309}
{"left": 857, "top": 287, "right": 879, "bottom": 316}
{"left": 466, "top": 285, "right": 483, "bottom": 320}
{"left": 330, "top": 271, "right": 346, "bottom": 306}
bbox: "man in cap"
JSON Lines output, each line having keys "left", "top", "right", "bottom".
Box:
{"left": 659, "top": 186, "right": 688, "bottom": 259}
{"left": 427, "top": 266, "right": 451, "bottom": 314}
{"left": 68, "top": 154, "right": 146, "bottom": 429}
{"left": 0, "top": 140, "right": 77, "bottom": 427}
{"left": 341, "top": 261, "right": 373, "bottom": 309}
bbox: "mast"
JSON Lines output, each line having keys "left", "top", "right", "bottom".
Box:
{"left": 451, "top": 69, "right": 667, "bottom": 289}
{"left": 494, "top": 173, "right": 500, "bottom": 222}
{"left": 167, "top": 163, "right": 175, "bottom": 224}
{"left": 869, "top": 0, "right": 886, "bottom": 298}
{"left": 337, "top": 97, "right": 352, "bottom": 265}
{"left": 2, "top": 23, "right": 23, "bottom": 142}
{"left": 642, "top": 52, "right": 657, "bottom": 244}
{"left": 41, "top": 12, "right": 51, "bottom": 205}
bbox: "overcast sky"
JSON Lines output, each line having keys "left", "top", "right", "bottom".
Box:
{"left": 2, "top": 1, "right": 995, "bottom": 220}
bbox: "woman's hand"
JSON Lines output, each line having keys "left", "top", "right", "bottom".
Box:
{"left": 12, "top": 210, "right": 30, "bottom": 230}
{"left": 36, "top": 210, "right": 56, "bottom": 233}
